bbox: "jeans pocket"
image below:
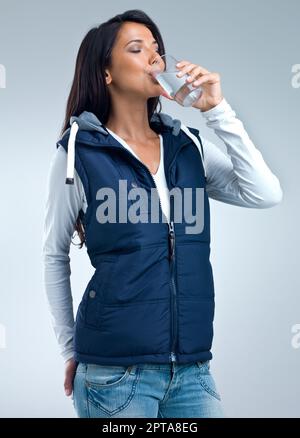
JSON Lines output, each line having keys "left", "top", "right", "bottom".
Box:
{"left": 85, "top": 364, "right": 139, "bottom": 416}
{"left": 73, "top": 367, "right": 88, "bottom": 417}
{"left": 86, "top": 364, "right": 132, "bottom": 387}
{"left": 196, "top": 360, "right": 210, "bottom": 370}
{"left": 195, "top": 362, "right": 221, "bottom": 401}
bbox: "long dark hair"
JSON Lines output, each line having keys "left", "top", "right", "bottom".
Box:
{"left": 60, "top": 9, "right": 166, "bottom": 249}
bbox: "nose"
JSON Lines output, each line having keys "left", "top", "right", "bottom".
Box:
{"left": 150, "top": 54, "right": 158, "bottom": 65}
{"left": 149, "top": 53, "right": 161, "bottom": 72}
{"left": 152, "top": 54, "right": 159, "bottom": 64}
{"left": 147, "top": 51, "right": 162, "bottom": 75}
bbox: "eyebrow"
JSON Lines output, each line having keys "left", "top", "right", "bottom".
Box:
{"left": 124, "top": 39, "right": 158, "bottom": 47}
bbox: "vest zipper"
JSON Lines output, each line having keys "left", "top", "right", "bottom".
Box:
{"left": 140, "top": 165, "right": 178, "bottom": 364}
{"left": 168, "top": 220, "right": 177, "bottom": 362}
{"left": 145, "top": 169, "right": 178, "bottom": 364}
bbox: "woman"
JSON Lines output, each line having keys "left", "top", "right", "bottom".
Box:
{"left": 43, "top": 9, "right": 283, "bottom": 418}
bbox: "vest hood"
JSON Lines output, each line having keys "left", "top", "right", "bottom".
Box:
{"left": 58, "top": 110, "right": 182, "bottom": 185}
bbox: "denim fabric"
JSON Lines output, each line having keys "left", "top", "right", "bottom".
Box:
{"left": 72, "top": 360, "right": 225, "bottom": 418}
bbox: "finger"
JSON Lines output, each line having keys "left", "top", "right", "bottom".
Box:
{"left": 191, "top": 72, "right": 220, "bottom": 87}
{"left": 175, "top": 61, "right": 192, "bottom": 75}
{"left": 176, "top": 62, "right": 209, "bottom": 78}
{"left": 64, "top": 377, "right": 73, "bottom": 396}
{"left": 175, "top": 60, "right": 189, "bottom": 67}
{"left": 176, "top": 63, "right": 197, "bottom": 78}
{"left": 176, "top": 59, "right": 209, "bottom": 71}
{"left": 185, "top": 66, "right": 206, "bottom": 82}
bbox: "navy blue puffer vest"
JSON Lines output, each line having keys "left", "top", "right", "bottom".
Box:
{"left": 57, "top": 110, "right": 214, "bottom": 366}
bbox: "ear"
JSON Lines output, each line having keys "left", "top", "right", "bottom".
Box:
{"left": 105, "top": 69, "right": 112, "bottom": 85}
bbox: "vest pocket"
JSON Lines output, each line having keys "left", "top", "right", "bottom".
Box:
{"left": 84, "top": 260, "right": 116, "bottom": 329}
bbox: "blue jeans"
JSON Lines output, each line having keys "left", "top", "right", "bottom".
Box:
{"left": 72, "top": 360, "right": 225, "bottom": 418}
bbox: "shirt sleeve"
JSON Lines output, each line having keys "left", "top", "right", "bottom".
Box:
{"left": 198, "top": 98, "right": 283, "bottom": 208}
{"left": 42, "top": 145, "right": 85, "bottom": 363}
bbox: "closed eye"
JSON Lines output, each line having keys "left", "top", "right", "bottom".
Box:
{"left": 130, "top": 49, "right": 160, "bottom": 53}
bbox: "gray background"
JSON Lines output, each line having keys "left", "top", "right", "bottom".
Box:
{"left": 0, "top": 0, "right": 299, "bottom": 418}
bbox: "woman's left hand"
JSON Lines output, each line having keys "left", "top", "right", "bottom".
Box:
{"left": 175, "top": 60, "right": 224, "bottom": 112}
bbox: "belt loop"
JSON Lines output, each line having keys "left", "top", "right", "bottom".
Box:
{"left": 171, "top": 360, "right": 176, "bottom": 376}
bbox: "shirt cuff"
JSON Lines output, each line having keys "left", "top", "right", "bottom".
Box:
{"left": 62, "top": 349, "right": 75, "bottom": 363}
{"left": 200, "top": 98, "right": 233, "bottom": 122}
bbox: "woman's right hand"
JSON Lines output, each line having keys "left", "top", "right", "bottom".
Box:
{"left": 64, "top": 358, "right": 78, "bottom": 397}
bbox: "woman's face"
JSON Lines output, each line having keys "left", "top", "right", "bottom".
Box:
{"left": 105, "top": 22, "right": 163, "bottom": 99}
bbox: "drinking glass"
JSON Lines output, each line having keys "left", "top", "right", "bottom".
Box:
{"left": 151, "top": 54, "right": 203, "bottom": 107}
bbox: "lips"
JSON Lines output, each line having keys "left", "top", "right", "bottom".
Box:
{"left": 148, "top": 73, "right": 159, "bottom": 84}
{"left": 147, "top": 74, "right": 171, "bottom": 99}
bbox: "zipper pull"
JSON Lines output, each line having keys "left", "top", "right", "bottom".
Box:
{"left": 170, "top": 351, "right": 176, "bottom": 362}
{"left": 168, "top": 221, "right": 175, "bottom": 260}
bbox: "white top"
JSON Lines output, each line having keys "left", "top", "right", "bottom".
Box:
{"left": 42, "top": 98, "right": 283, "bottom": 363}
{"left": 105, "top": 128, "right": 170, "bottom": 222}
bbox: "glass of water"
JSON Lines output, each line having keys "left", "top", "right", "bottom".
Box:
{"left": 151, "top": 54, "right": 203, "bottom": 107}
